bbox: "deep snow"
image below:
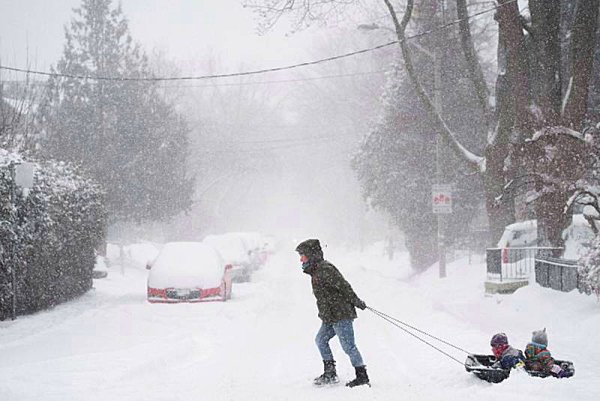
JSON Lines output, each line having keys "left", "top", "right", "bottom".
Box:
{"left": 1, "top": 242, "right": 599, "bottom": 401}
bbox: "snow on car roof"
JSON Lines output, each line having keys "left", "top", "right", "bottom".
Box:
{"left": 148, "top": 242, "right": 224, "bottom": 289}
{"left": 505, "top": 219, "right": 537, "bottom": 231}
{"left": 228, "top": 231, "right": 264, "bottom": 250}
{"left": 496, "top": 220, "right": 537, "bottom": 248}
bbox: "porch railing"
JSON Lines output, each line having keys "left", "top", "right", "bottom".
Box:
{"left": 486, "top": 247, "right": 563, "bottom": 282}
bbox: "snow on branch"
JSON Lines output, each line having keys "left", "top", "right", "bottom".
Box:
{"left": 382, "top": 0, "right": 485, "bottom": 173}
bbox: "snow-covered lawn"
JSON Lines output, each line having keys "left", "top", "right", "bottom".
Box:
{"left": 1, "top": 244, "right": 598, "bottom": 401}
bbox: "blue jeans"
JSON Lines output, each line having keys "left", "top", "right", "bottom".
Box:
{"left": 315, "top": 319, "right": 364, "bottom": 367}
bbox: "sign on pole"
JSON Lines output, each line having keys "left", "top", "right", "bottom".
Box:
{"left": 432, "top": 184, "right": 452, "bottom": 214}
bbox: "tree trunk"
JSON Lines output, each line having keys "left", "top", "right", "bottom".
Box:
{"left": 563, "top": 0, "right": 600, "bottom": 130}
{"left": 535, "top": 191, "right": 571, "bottom": 256}
{"left": 480, "top": 0, "right": 535, "bottom": 245}
{"left": 484, "top": 143, "right": 515, "bottom": 245}
{"left": 496, "top": 0, "right": 533, "bottom": 140}
{"left": 530, "top": 0, "right": 562, "bottom": 125}
{"left": 405, "top": 226, "right": 439, "bottom": 271}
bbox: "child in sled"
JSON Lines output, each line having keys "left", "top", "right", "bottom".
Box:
{"left": 490, "top": 333, "right": 525, "bottom": 370}
{"left": 524, "top": 328, "right": 571, "bottom": 378}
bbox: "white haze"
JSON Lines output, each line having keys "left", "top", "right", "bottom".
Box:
{"left": 0, "top": 0, "right": 395, "bottom": 246}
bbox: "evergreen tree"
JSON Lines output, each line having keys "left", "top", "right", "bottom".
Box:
{"left": 37, "top": 0, "right": 193, "bottom": 223}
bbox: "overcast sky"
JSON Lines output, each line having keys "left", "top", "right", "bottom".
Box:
{"left": 0, "top": 0, "right": 318, "bottom": 75}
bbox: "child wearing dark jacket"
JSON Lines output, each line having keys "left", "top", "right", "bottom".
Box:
{"left": 490, "top": 333, "right": 525, "bottom": 370}
{"left": 524, "top": 328, "right": 571, "bottom": 378}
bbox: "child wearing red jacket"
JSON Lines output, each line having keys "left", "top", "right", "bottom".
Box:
{"left": 490, "top": 333, "right": 524, "bottom": 370}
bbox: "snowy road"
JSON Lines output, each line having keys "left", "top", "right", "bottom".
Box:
{"left": 1, "top": 246, "right": 599, "bottom": 401}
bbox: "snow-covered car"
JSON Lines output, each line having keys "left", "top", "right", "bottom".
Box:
{"left": 496, "top": 220, "right": 538, "bottom": 264}
{"left": 230, "top": 231, "right": 272, "bottom": 267}
{"left": 92, "top": 255, "right": 108, "bottom": 279}
{"left": 202, "top": 233, "right": 258, "bottom": 282}
{"left": 497, "top": 214, "right": 598, "bottom": 261}
{"left": 146, "top": 242, "right": 233, "bottom": 303}
{"left": 497, "top": 220, "right": 538, "bottom": 249}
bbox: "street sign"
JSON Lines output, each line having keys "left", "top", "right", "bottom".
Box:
{"left": 432, "top": 184, "right": 452, "bottom": 214}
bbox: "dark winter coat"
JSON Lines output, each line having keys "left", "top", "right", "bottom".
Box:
{"left": 303, "top": 259, "right": 363, "bottom": 323}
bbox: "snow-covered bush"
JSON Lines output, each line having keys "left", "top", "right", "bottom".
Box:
{"left": 579, "top": 234, "right": 600, "bottom": 299}
{"left": 0, "top": 150, "right": 106, "bottom": 320}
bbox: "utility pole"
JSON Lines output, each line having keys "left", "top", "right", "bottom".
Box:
{"left": 9, "top": 163, "right": 17, "bottom": 320}
{"left": 435, "top": 0, "right": 447, "bottom": 278}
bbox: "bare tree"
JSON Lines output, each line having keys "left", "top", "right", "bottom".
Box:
{"left": 248, "top": 0, "right": 600, "bottom": 251}
{"left": 0, "top": 72, "right": 40, "bottom": 152}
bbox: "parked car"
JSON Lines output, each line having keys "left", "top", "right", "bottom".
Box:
{"left": 497, "top": 214, "right": 598, "bottom": 261}
{"left": 92, "top": 255, "right": 108, "bottom": 279}
{"left": 203, "top": 233, "right": 257, "bottom": 282}
{"left": 146, "top": 242, "right": 232, "bottom": 303}
{"left": 230, "top": 231, "right": 272, "bottom": 268}
{"left": 496, "top": 220, "right": 538, "bottom": 264}
{"left": 497, "top": 220, "right": 538, "bottom": 249}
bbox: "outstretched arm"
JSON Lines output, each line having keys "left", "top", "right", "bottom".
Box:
{"left": 323, "top": 266, "right": 366, "bottom": 309}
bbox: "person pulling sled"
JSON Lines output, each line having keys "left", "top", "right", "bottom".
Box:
{"left": 295, "top": 239, "right": 370, "bottom": 388}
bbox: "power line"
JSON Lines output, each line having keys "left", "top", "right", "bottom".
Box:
{"left": 0, "top": 0, "right": 516, "bottom": 82}
{"left": 0, "top": 69, "right": 388, "bottom": 90}
{"left": 157, "top": 70, "right": 388, "bottom": 89}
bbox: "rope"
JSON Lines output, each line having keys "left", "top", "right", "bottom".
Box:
{"left": 367, "top": 306, "right": 469, "bottom": 366}
{"left": 368, "top": 306, "right": 472, "bottom": 354}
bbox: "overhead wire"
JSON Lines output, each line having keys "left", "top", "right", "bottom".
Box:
{"left": 0, "top": 0, "right": 516, "bottom": 83}
{"left": 157, "top": 70, "right": 389, "bottom": 89}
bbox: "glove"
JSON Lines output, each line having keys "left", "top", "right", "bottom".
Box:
{"left": 557, "top": 369, "right": 572, "bottom": 378}
{"left": 355, "top": 299, "right": 367, "bottom": 310}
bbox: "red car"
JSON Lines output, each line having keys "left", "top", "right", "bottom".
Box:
{"left": 147, "top": 242, "right": 232, "bottom": 303}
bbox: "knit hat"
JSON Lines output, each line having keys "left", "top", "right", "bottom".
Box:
{"left": 295, "top": 239, "right": 324, "bottom": 259}
{"left": 532, "top": 328, "right": 548, "bottom": 346}
{"left": 490, "top": 333, "right": 508, "bottom": 347}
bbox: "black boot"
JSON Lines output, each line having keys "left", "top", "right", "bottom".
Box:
{"left": 314, "top": 360, "right": 339, "bottom": 385}
{"left": 346, "top": 365, "right": 370, "bottom": 388}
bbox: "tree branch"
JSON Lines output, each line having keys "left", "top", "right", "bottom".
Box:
{"left": 382, "top": 0, "right": 484, "bottom": 171}
{"left": 562, "top": 0, "right": 600, "bottom": 130}
{"left": 456, "top": 0, "right": 490, "bottom": 119}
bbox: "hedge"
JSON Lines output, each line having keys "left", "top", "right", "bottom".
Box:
{"left": 0, "top": 150, "right": 106, "bottom": 320}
